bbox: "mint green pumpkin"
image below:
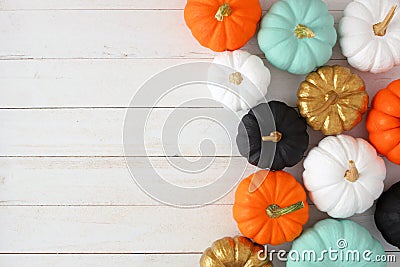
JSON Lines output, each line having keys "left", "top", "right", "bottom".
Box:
{"left": 287, "top": 219, "right": 386, "bottom": 266}
{"left": 258, "top": 0, "right": 337, "bottom": 75}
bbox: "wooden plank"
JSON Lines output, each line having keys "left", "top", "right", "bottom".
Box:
{"left": 1, "top": 108, "right": 379, "bottom": 156}
{"left": 0, "top": 205, "right": 398, "bottom": 253}
{"left": 0, "top": 156, "right": 398, "bottom": 206}
{"left": 0, "top": 108, "right": 241, "bottom": 156}
{"left": 0, "top": 156, "right": 254, "bottom": 206}
{"left": 0, "top": 253, "right": 398, "bottom": 267}
{"left": 0, "top": 10, "right": 344, "bottom": 60}
{"left": 0, "top": 59, "right": 398, "bottom": 108}
{"left": 0, "top": 0, "right": 352, "bottom": 11}
{"left": 0, "top": 157, "right": 301, "bottom": 206}
{"left": 0, "top": 254, "right": 203, "bottom": 267}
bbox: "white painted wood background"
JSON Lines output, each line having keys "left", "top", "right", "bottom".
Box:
{"left": 0, "top": 0, "right": 399, "bottom": 266}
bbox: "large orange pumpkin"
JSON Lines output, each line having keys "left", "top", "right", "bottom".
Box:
{"left": 184, "top": 0, "right": 262, "bottom": 52}
{"left": 233, "top": 170, "right": 309, "bottom": 246}
{"left": 366, "top": 79, "right": 400, "bottom": 164}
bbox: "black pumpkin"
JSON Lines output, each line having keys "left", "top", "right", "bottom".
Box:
{"left": 375, "top": 181, "right": 400, "bottom": 249}
{"left": 236, "top": 101, "right": 309, "bottom": 170}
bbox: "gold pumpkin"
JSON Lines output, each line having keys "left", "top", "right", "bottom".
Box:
{"left": 200, "top": 236, "right": 272, "bottom": 267}
{"left": 297, "top": 65, "right": 368, "bottom": 135}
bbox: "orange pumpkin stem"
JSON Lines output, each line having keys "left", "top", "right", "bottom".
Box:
{"left": 262, "top": 131, "right": 282, "bottom": 143}
{"left": 345, "top": 160, "right": 359, "bottom": 182}
{"left": 307, "top": 90, "right": 339, "bottom": 117}
{"left": 229, "top": 72, "right": 243, "bottom": 85}
{"left": 266, "top": 201, "right": 304, "bottom": 218}
{"left": 215, "top": 3, "right": 232, "bottom": 22}
{"left": 373, "top": 5, "right": 397, "bottom": 37}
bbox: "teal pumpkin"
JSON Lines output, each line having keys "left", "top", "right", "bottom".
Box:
{"left": 258, "top": 0, "right": 337, "bottom": 75}
{"left": 287, "top": 219, "right": 386, "bottom": 266}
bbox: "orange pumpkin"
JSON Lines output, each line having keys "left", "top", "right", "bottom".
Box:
{"left": 366, "top": 79, "right": 400, "bottom": 165}
{"left": 184, "top": 0, "right": 262, "bottom": 52}
{"left": 233, "top": 170, "right": 309, "bottom": 246}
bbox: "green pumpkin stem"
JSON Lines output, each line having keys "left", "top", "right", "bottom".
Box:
{"left": 373, "top": 6, "right": 397, "bottom": 37}
{"left": 345, "top": 160, "right": 359, "bottom": 182}
{"left": 294, "top": 24, "right": 315, "bottom": 39}
{"left": 215, "top": 3, "right": 232, "bottom": 22}
{"left": 266, "top": 201, "right": 305, "bottom": 218}
{"left": 307, "top": 90, "right": 339, "bottom": 117}
{"left": 262, "top": 131, "right": 282, "bottom": 143}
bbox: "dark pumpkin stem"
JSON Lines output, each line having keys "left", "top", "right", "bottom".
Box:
{"left": 262, "top": 131, "right": 282, "bottom": 143}
{"left": 215, "top": 3, "right": 232, "bottom": 22}
{"left": 266, "top": 201, "right": 305, "bottom": 218}
{"left": 294, "top": 24, "right": 315, "bottom": 39}
{"left": 373, "top": 6, "right": 397, "bottom": 36}
{"left": 307, "top": 90, "right": 339, "bottom": 117}
{"left": 345, "top": 160, "right": 359, "bottom": 182}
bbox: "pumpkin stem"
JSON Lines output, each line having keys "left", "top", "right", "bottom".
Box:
{"left": 229, "top": 72, "right": 243, "bottom": 85}
{"left": 294, "top": 24, "right": 315, "bottom": 39}
{"left": 307, "top": 90, "right": 339, "bottom": 117}
{"left": 215, "top": 3, "right": 232, "bottom": 22}
{"left": 373, "top": 5, "right": 397, "bottom": 36}
{"left": 266, "top": 201, "right": 305, "bottom": 218}
{"left": 262, "top": 131, "right": 282, "bottom": 143}
{"left": 345, "top": 160, "right": 359, "bottom": 182}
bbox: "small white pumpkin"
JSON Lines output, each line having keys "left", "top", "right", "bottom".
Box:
{"left": 208, "top": 50, "right": 271, "bottom": 111}
{"left": 339, "top": 0, "right": 400, "bottom": 73}
{"left": 303, "top": 135, "right": 386, "bottom": 218}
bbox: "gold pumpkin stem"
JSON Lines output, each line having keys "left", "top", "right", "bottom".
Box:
{"left": 294, "top": 24, "right": 315, "bottom": 39}
{"left": 215, "top": 3, "right": 232, "bottom": 22}
{"left": 262, "top": 131, "right": 282, "bottom": 143}
{"left": 229, "top": 72, "right": 243, "bottom": 85}
{"left": 373, "top": 6, "right": 397, "bottom": 36}
{"left": 307, "top": 90, "right": 339, "bottom": 117}
{"left": 345, "top": 160, "right": 359, "bottom": 182}
{"left": 267, "top": 201, "right": 305, "bottom": 218}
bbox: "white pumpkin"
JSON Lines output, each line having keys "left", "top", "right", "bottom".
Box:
{"left": 303, "top": 135, "right": 386, "bottom": 218}
{"left": 208, "top": 50, "right": 271, "bottom": 111}
{"left": 339, "top": 0, "right": 400, "bottom": 73}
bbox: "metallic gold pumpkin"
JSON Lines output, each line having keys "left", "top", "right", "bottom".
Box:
{"left": 200, "top": 236, "right": 272, "bottom": 267}
{"left": 297, "top": 65, "right": 368, "bottom": 135}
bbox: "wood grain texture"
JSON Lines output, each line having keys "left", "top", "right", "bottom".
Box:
{"left": 1, "top": 254, "right": 399, "bottom": 267}
{"left": 0, "top": 156, "right": 255, "bottom": 206}
{"left": 0, "top": 59, "right": 398, "bottom": 108}
{"left": 0, "top": 0, "right": 352, "bottom": 10}
{"left": 1, "top": 107, "right": 395, "bottom": 157}
{"left": 0, "top": 205, "right": 398, "bottom": 253}
{"left": 0, "top": 10, "right": 344, "bottom": 60}
{"left": 0, "top": 0, "right": 399, "bottom": 265}
{"left": 0, "top": 254, "right": 203, "bottom": 267}
{"left": 0, "top": 254, "right": 398, "bottom": 267}
{"left": 0, "top": 157, "right": 398, "bottom": 206}
{"left": 0, "top": 108, "right": 378, "bottom": 156}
